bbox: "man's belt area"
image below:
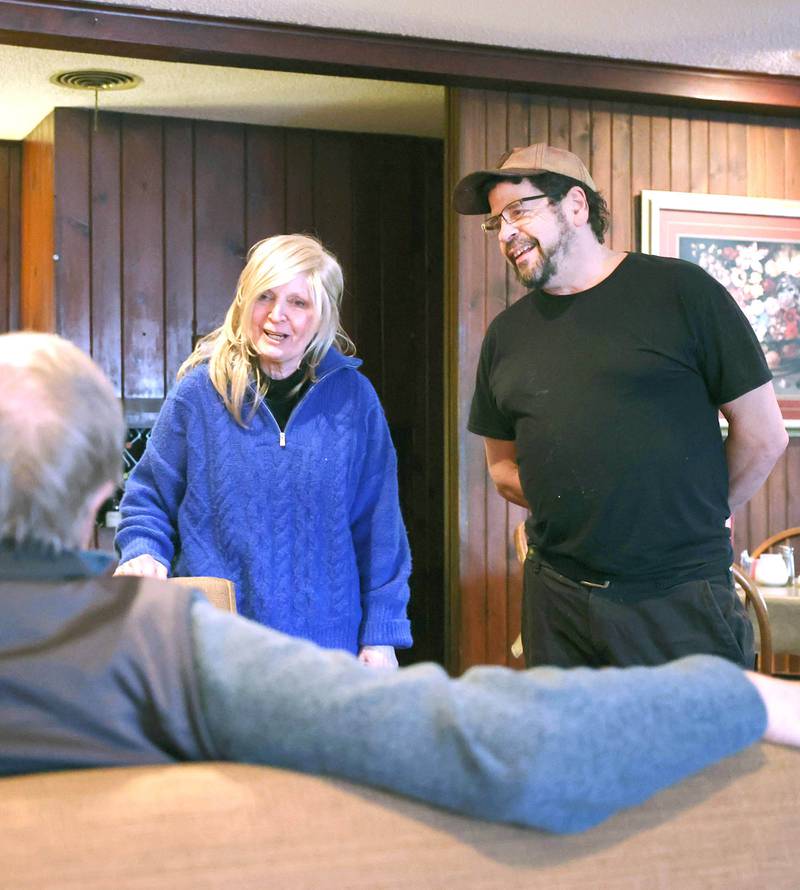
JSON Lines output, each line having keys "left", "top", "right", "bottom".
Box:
{"left": 526, "top": 546, "right": 611, "bottom": 588}
{"left": 524, "top": 545, "right": 727, "bottom": 591}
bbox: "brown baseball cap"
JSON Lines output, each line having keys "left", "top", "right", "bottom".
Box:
{"left": 453, "top": 143, "right": 597, "bottom": 215}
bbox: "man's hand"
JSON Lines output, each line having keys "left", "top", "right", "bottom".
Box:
{"left": 114, "top": 554, "right": 168, "bottom": 579}
{"left": 746, "top": 672, "right": 800, "bottom": 747}
{"left": 357, "top": 645, "right": 398, "bottom": 669}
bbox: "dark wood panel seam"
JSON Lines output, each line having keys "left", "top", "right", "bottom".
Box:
{"left": 1, "top": 0, "right": 800, "bottom": 114}
{"left": 9, "top": 142, "right": 21, "bottom": 330}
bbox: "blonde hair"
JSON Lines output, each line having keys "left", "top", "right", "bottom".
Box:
{"left": 0, "top": 332, "right": 124, "bottom": 550}
{"left": 179, "top": 233, "right": 354, "bottom": 426}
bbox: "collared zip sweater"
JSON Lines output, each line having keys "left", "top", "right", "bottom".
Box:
{"left": 116, "top": 349, "right": 412, "bottom": 653}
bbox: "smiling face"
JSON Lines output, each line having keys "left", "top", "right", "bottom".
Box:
{"left": 250, "top": 273, "right": 320, "bottom": 379}
{"left": 488, "top": 179, "right": 574, "bottom": 291}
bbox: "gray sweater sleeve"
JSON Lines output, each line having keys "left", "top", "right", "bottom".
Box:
{"left": 190, "top": 600, "right": 767, "bottom": 833}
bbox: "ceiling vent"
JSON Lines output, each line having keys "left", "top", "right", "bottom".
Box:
{"left": 50, "top": 70, "right": 141, "bottom": 91}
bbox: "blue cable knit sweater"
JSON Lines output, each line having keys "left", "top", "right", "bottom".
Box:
{"left": 116, "top": 349, "right": 412, "bottom": 653}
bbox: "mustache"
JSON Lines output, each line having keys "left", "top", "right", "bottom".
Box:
{"left": 505, "top": 237, "right": 539, "bottom": 257}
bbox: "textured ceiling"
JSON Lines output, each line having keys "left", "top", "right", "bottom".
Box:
{"left": 0, "top": 44, "right": 444, "bottom": 141}
{"left": 1, "top": 0, "right": 798, "bottom": 142}
{"left": 96, "top": 0, "right": 800, "bottom": 76}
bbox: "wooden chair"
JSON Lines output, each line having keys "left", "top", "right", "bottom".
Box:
{"left": 751, "top": 527, "right": 800, "bottom": 559}
{"left": 167, "top": 576, "right": 237, "bottom": 614}
{"left": 747, "top": 530, "right": 800, "bottom": 676}
{"left": 732, "top": 565, "right": 773, "bottom": 676}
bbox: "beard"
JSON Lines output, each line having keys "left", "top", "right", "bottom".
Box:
{"left": 508, "top": 211, "right": 572, "bottom": 290}
{"left": 513, "top": 247, "right": 557, "bottom": 289}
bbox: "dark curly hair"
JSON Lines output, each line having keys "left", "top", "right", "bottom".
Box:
{"left": 491, "top": 172, "right": 610, "bottom": 243}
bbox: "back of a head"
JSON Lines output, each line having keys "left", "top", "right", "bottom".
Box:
{"left": 0, "top": 332, "right": 124, "bottom": 550}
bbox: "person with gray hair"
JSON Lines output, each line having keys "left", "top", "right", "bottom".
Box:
{"left": 114, "top": 233, "right": 410, "bottom": 667}
{"left": 0, "top": 331, "right": 125, "bottom": 551}
{"left": 2, "top": 330, "right": 800, "bottom": 833}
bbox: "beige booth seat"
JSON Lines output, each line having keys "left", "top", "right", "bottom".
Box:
{"left": 2, "top": 743, "right": 799, "bottom": 889}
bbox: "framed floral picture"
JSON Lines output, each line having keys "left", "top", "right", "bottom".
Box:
{"left": 641, "top": 190, "right": 800, "bottom": 424}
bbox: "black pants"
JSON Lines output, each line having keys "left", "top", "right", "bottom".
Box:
{"left": 522, "top": 555, "right": 755, "bottom": 669}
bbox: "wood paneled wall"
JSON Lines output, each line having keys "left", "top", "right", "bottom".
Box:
{"left": 0, "top": 140, "right": 21, "bottom": 332}
{"left": 22, "top": 107, "right": 445, "bottom": 665}
{"left": 447, "top": 88, "right": 800, "bottom": 673}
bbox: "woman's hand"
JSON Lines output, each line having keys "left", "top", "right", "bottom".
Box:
{"left": 357, "top": 645, "right": 399, "bottom": 669}
{"left": 114, "top": 554, "right": 168, "bottom": 580}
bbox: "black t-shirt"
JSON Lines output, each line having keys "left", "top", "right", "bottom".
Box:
{"left": 468, "top": 252, "right": 772, "bottom": 582}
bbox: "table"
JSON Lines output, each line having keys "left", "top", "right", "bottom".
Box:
{"left": 744, "top": 584, "right": 800, "bottom": 674}
{"left": 760, "top": 586, "right": 800, "bottom": 651}
{"left": 748, "top": 585, "right": 800, "bottom": 652}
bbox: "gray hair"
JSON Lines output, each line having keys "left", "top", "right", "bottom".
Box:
{"left": 0, "top": 332, "right": 124, "bottom": 549}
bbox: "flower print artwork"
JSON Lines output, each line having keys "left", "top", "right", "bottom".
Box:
{"left": 679, "top": 237, "right": 800, "bottom": 394}
{"left": 641, "top": 189, "right": 800, "bottom": 420}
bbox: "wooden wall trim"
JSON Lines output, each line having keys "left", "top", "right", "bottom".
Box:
{"left": 1, "top": 0, "right": 800, "bottom": 115}
{"left": 20, "top": 112, "right": 55, "bottom": 332}
{"left": 444, "top": 93, "right": 459, "bottom": 671}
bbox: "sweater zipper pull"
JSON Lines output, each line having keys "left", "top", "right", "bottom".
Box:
{"left": 279, "top": 430, "right": 286, "bottom": 448}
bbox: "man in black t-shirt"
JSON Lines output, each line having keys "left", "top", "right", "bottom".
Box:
{"left": 453, "top": 143, "right": 788, "bottom": 669}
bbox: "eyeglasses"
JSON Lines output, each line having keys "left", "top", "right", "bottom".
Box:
{"left": 481, "top": 194, "right": 550, "bottom": 233}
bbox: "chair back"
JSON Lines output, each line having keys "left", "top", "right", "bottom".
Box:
{"left": 732, "top": 565, "right": 773, "bottom": 675}
{"left": 751, "top": 527, "right": 800, "bottom": 559}
{"left": 167, "top": 576, "right": 237, "bottom": 613}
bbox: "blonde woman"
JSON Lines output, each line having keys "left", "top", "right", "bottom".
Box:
{"left": 115, "top": 234, "right": 411, "bottom": 667}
